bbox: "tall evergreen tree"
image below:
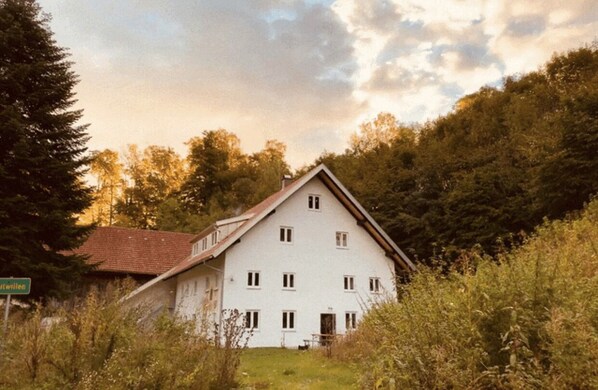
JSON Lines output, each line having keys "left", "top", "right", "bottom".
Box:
{"left": 0, "top": 0, "right": 92, "bottom": 299}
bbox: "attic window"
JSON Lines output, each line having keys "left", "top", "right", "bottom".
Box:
{"left": 192, "top": 242, "right": 199, "bottom": 256}
{"left": 336, "top": 232, "right": 348, "bottom": 248}
{"left": 211, "top": 231, "right": 218, "bottom": 246}
{"left": 308, "top": 194, "right": 320, "bottom": 210}
{"left": 201, "top": 237, "right": 208, "bottom": 251}
{"left": 280, "top": 227, "right": 293, "bottom": 243}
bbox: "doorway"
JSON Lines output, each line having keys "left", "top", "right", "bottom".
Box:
{"left": 320, "top": 313, "right": 336, "bottom": 346}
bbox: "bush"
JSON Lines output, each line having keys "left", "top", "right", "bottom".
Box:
{"left": 0, "top": 283, "right": 251, "bottom": 389}
{"left": 334, "top": 199, "right": 598, "bottom": 389}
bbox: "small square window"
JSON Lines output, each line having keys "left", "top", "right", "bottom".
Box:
{"left": 343, "top": 276, "right": 355, "bottom": 291}
{"left": 369, "top": 277, "right": 381, "bottom": 293}
{"left": 283, "top": 273, "right": 295, "bottom": 289}
{"left": 345, "top": 312, "right": 357, "bottom": 330}
{"left": 336, "top": 232, "right": 348, "bottom": 248}
{"left": 308, "top": 195, "right": 321, "bottom": 210}
{"left": 247, "top": 271, "right": 260, "bottom": 288}
{"left": 245, "top": 310, "right": 259, "bottom": 330}
{"left": 280, "top": 227, "right": 293, "bottom": 243}
{"left": 282, "top": 311, "right": 295, "bottom": 330}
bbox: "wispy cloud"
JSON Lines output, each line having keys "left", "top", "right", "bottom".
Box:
{"left": 38, "top": 0, "right": 597, "bottom": 167}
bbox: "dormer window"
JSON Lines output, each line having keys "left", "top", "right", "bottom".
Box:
{"left": 308, "top": 194, "right": 320, "bottom": 210}
{"left": 192, "top": 242, "right": 199, "bottom": 256}
{"left": 201, "top": 237, "right": 208, "bottom": 251}
{"left": 211, "top": 231, "right": 218, "bottom": 246}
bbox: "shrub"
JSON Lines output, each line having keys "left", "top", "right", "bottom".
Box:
{"left": 334, "top": 199, "right": 598, "bottom": 389}
{"left": 0, "top": 282, "right": 251, "bottom": 389}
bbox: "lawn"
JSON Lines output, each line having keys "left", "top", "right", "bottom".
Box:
{"left": 238, "top": 348, "right": 358, "bottom": 389}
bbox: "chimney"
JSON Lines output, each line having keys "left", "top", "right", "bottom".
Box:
{"left": 281, "top": 174, "right": 293, "bottom": 189}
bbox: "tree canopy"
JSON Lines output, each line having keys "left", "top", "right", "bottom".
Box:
{"left": 0, "top": 0, "right": 92, "bottom": 298}
{"left": 311, "top": 45, "right": 598, "bottom": 263}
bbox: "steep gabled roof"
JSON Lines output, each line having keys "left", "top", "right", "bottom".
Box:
{"left": 72, "top": 226, "right": 194, "bottom": 275}
{"left": 157, "top": 164, "right": 415, "bottom": 281}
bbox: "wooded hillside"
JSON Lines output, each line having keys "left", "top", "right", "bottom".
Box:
{"left": 84, "top": 45, "right": 598, "bottom": 265}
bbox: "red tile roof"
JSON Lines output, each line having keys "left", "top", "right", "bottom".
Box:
{"left": 73, "top": 227, "right": 195, "bottom": 275}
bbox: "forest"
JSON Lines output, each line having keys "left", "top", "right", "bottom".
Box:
{"left": 86, "top": 44, "right": 598, "bottom": 265}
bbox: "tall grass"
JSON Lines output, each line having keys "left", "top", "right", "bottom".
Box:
{"left": 0, "top": 283, "right": 250, "bottom": 389}
{"left": 333, "top": 199, "right": 598, "bottom": 389}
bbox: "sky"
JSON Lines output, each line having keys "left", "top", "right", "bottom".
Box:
{"left": 37, "top": 0, "right": 597, "bottom": 168}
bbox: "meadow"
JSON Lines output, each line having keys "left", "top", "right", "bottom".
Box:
{"left": 239, "top": 348, "right": 357, "bottom": 389}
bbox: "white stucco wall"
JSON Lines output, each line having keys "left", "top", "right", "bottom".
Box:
{"left": 125, "top": 277, "right": 177, "bottom": 322}
{"left": 174, "top": 256, "right": 225, "bottom": 331}
{"left": 220, "top": 177, "right": 396, "bottom": 347}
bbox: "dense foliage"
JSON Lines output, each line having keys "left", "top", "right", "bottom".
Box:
{"left": 0, "top": 0, "right": 92, "bottom": 298}
{"left": 84, "top": 131, "right": 290, "bottom": 233}
{"left": 0, "top": 285, "right": 251, "bottom": 389}
{"left": 310, "top": 45, "right": 598, "bottom": 262}
{"left": 333, "top": 198, "right": 598, "bottom": 389}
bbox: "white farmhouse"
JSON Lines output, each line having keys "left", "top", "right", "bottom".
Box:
{"left": 129, "top": 164, "right": 415, "bottom": 348}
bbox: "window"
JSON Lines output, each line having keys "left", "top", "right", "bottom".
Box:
{"left": 201, "top": 237, "right": 208, "bottom": 251}
{"left": 369, "top": 277, "right": 381, "bottom": 293}
{"left": 344, "top": 276, "right": 355, "bottom": 291}
{"left": 192, "top": 242, "right": 199, "bottom": 256}
{"left": 345, "top": 312, "right": 357, "bottom": 330}
{"left": 282, "top": 311, "right": 296, "bottom": 330}
{"left": 308, "top": 194, "right": 320, "bottom": 210}
{"left": 336, "top": 232, "right": 348, "bottom": 248}
{"left": 283, "top": 273, "right": 295, "bottom": 289}
{"left": 210, "top": 231, "right": 218, "bottom": 246}
{"left": 194, "top": 280, "right": 198, "bottom": 295}
{"left": 205, "top": 276, "right": 219, "bottom": 301}
{"left": 247, "top": 271, "right": 260, "bottom": 288}
{"left": 280, "top": 227, "right": 293, "bottom": 243}
{"left": 245, "top": 310, "right": 259, "bottom": 330}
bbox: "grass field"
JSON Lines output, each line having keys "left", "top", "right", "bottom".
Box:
{"left": 238, "top": 348, "right": 358, "bottom": 389}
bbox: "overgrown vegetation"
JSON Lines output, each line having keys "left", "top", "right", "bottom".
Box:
{"left": 331, "top": 198, "right": 598, "bottom": 389}
{"left": 0, "top": 284, "right": 251, "bottom": 389}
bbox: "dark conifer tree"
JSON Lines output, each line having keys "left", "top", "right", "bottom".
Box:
{"left": 0, "top": 0, "right": 92, "bottom": 299}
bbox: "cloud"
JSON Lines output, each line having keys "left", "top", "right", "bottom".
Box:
{"left": 37, "top": 0, "right": 597, "bottom": 168}
{"left": 333, "top": 0, "right": 596, "bottom": 125}
{"left": 39, "top": 0, "right": 360, "bottom": 167}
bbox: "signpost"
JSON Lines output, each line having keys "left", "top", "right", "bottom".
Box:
{"left": 1, "top": 277, "right": 31, "bottom": 336}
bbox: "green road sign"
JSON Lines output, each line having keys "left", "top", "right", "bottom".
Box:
{"left": 0, "top": 278, "right": 31, "bottom": 295}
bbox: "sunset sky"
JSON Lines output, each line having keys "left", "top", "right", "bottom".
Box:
{"left": 37, "top": 0, "right": 597, "bottom": 168}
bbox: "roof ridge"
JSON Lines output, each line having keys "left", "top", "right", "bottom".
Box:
{"left": 94, "top": 226, "right": 196, "bottom": 236}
